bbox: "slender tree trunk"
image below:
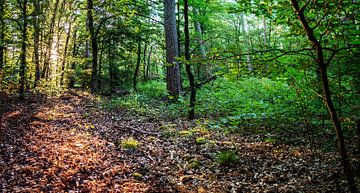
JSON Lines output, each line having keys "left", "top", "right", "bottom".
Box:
{"left": 83, "top": 19, "right": 90, "bottom": 89}
{"left": 60, "top": 22, "right": 72, "bottom": 86}
{"left": 42, "top": 0, "right": 60, "bottom": 80}
{"left": 240, "top": 13, "right": 252, "bottom": 71}
{"left": 193, "top": 7, "right": 209, "bottom": 78}
{"left": 19, "top": 0, "right": 28, "bottom": 100}
{"left": 69, "top": 28, "right": 77, "bottom": 88}
{"left": 143, "top": 41, "right": 147, "bottom": 81}
{"left": 108, "top": 40, "right": 115, "bottom": 92}
{"left": 97, "top": 43, "right": 103, "bottom": 90}
{"left": 87, "top": 0, "right": 98, "bottom": 93}
{"left": 184, "top": 0, "right": 196, "bottom": 119}
{"left": 0, "top": 0, "right": 5, "bottom": 71}
{"left": 133, "top": 41, "right": 141, "bottom": 91}
{"left": 291, "top": 1, "right": 358, "bottom": 192}
{"left": 33, "top": 0, "right": 40, "bottom": 88}
{"left": 146, "top": 45, "right": 153, "bottom": 80}
{"left": 164, "top": 0, "right": 182, "bottom": 98}
{"left": 262, "top": 15, "right": 268, "bottom": 47}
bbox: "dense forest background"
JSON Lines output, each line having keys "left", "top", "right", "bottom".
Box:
{"left": 0, "top": 0, "right": 359, "bottom": 192}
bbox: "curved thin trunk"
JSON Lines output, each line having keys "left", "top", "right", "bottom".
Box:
{"left": 133, "top": 41, "right": 141, "bottom": 91}
{"left": 291, "top": 1, "right": 358, "bottom": 192}
{"left": 184, "top": 0, "right": 196, "bottom": 119}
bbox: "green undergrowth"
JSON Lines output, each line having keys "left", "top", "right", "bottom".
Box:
{"left": 103, "top": 77, "right": 304, "bottom": 129}
{"left": 101, "top": 76, "right": 358, "bottom": 149}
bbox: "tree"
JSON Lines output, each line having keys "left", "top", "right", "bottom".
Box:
{"left": 290, "top": 1, "right": 358, "bottom": 192}
{"left": 87, "top": 0, "right": 98, "bottom": 93}
{"left": 19, "top": 0, "right": 28, "bottom": 99}
{"left": 164, "top": 0, "right": 182, "bottom": 98}
{"left": 33, "top": 0, "right": 40, "bottom": 88}
{"left": 0, "top": 0, "right": 5, "bottom": 71}
{"left": 41, "top": 0, "right": 60, "bottom": 80}
{"left": 133, "top": 40, "right": 141, "bottom": 91}
{"left": 184, "top": 0, "right": 196, "bottom": 119}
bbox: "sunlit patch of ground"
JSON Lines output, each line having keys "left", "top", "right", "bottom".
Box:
{"left": 0, "top": 93, "right": 150, "bottom": 192}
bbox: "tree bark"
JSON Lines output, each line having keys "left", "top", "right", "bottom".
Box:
{"left": 291, "top": 1, "right": 358, "bottom": 192}
{"left": 69, "top": 28, "right": 77, "bottom": 88}
{"left": 108, "top": 40, "right": 115, "bottom": 92}
{"left": 164, "top": 0, "right": 182, "bottom": 98}
{"left": 0, "top": 0, "right": 5, "bottom": 71}
{"left": 240, "top": 13, "right": 253, "bottom": 71}
{"left": 146, "top": 45, "right": 153, "bottom": 80}
{"left": 60, "top": 22, "right": 72, "bottom": 86}
{"left": 184, "top": 0, "right": 196, "bottom": 119}
{"left": 19, "top": 0, "right": 28, "bottom": 100}
{"left": 33, "top": 0, "right": 40, "bottom": 88}
{"left": 193, "top": 7, "right": 209, "bottom": 78}
{"left": 42, "top": 0, "right": 60, "bottom": 80}
{"left": 143, "top": 41, "right": 147, "bottom": 81}
{"left": 87, "top": 0, "right": 98, "bottom": 93}
{"left": 133, "top": 41, "right": 141, "bottom": 91}
{"left": 97, "top": 42, "right": 103, "bottom": 90}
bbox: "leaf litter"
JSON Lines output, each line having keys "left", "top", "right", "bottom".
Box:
{"left": 0, "top": 91, "right": 358, "bottom": 192}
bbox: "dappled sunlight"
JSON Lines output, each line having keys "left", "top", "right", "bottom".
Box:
{"left": 0, "top": 94, "right": 150, "bottom": 192}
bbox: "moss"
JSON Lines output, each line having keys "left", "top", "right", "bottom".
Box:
{"left": 188, "top": 158, "right": 200, "bottom": 169}
{"left": 119, "top": 137, "right": 140, "bottom": 149}
{"left": 195, "top": 137, "right": 207, "bottom": 145}
{"left": 132, "top": 172, "right": 143, "bottom": 180}
{"left": 179, "top": 130, "right": 193, "bottom": 137}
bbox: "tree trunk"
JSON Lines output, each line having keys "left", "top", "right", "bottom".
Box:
{"left": 19, "top": 0, "right": 28, "bottom": 100}
{"left": 240, "top": 13, "right": 252, "bottom": 72}
{"left": 97, "top": 43, "right": 103, "bottom": 90}
{"left": 146, "top": 45, "right": 153, "bottom": 80}
{"left": 33, "top": 0, "right": 40, "bottom": 88}
{"left": 42, "top": 0, "right": 60, "bottom": 80}
{"left": 143, "top": 41, "right": 147, "bottom": 81}
{"left": 133, "top": 41, "right": 141, "bottom": 91}
{"left": 60, "top": 22, "right": 72, "bottom": 86}
{"left": 0, "top": 0, "right": 5, "bottom": 71}
{"left": 69, "top": 28, "right": 77, "bottom": 88}
{"left": 108, "top": 41, "right": 115, "bottom": 92}
{"left": 193, "top": 7, "right": 209, "bottom": 78}
{"left": 87, "top": 0, "right": 98, "bottom": 93}
{"left": 184, "top": 0, "right": 196, "bottom": 119}
{"left": 262, "top": 15, "right": 268, "bottom": 47}
{"left": 291, "top": 1, "right": 358, "bottom": 192}
{"left": 164, "top": 0, "right": 182, "bottom": 98}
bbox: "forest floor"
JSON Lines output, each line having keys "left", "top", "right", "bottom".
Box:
{"left": 0, "top": 90, "right": 357, "bottom": 192}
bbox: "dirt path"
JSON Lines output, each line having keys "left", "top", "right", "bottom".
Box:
{"left": 0, "top": 91, "right": 352, "bottom": 192}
